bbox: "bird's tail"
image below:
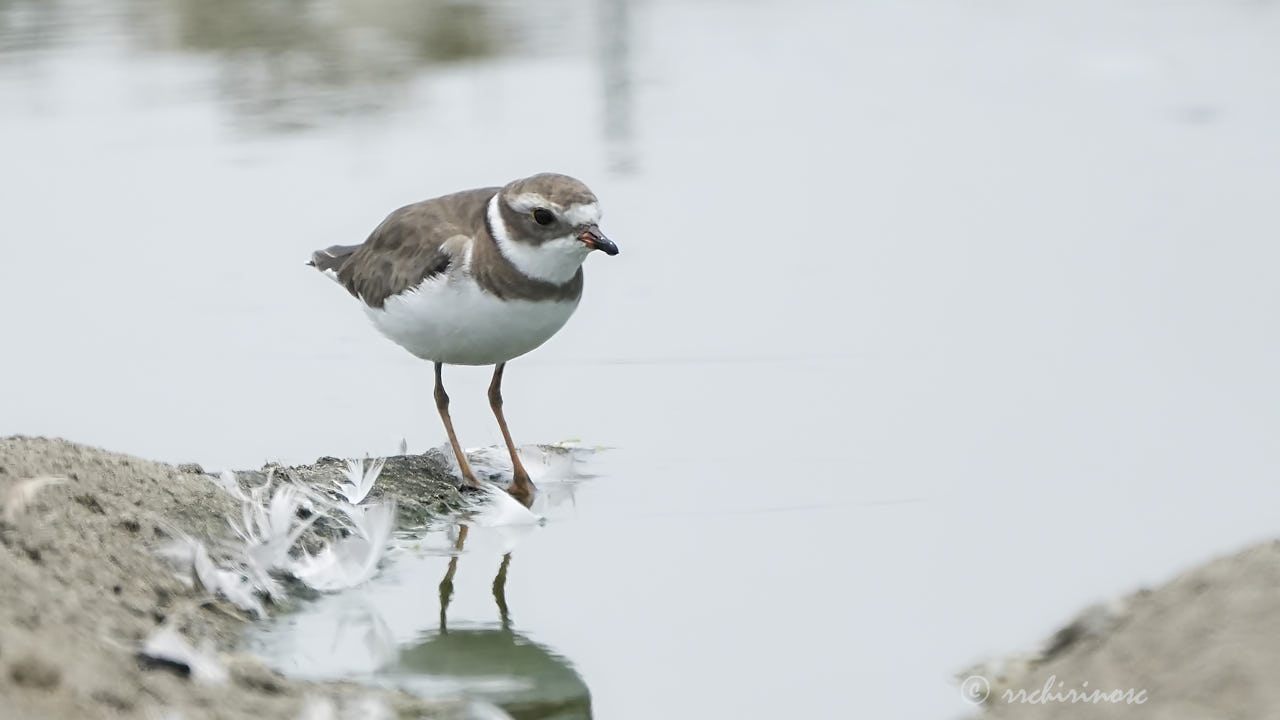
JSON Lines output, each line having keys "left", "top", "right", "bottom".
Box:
{"left": 308, "top": 244, "right": 361, "bottom": 278}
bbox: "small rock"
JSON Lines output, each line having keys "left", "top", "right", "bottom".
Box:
{"left": 73, "top": 493, "right": 105, "bottom": 514}
{"left": 230, "top": 657, "right": 289, "bottom": 695}
{"left": 10, "top": 655, "right": 61, "bottom": 689}
{"left": 176, "top": 463, "right": 205, "bottom": 475}
{"left": 91, "top": 688, "right": 135, "bottom": 711}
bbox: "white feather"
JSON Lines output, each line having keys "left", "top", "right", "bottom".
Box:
{"left": 141, "top": 627, "right": 229, "bottom": 685}
{"left": 233, "top": 482, "right": 317, "bottom": 575}
{"left": 292, "top": 502, "right": 396, "bottom": 591}
{"left": 432, "top": 441, "right": 464, "bottom": 479}
{"left": 159, "top": 528, "right": 273, "bottom": 611}
{"left": 183, "top": 537, "right": 266, "bottom": 617}
{"left": 471, "top": 484, "right": 543, "bottom": 528}
{"left": 3, "top": 476, "right": 65, "bottom": 522}
{"left": 461, "top": 487, "right": 540, "bottom": 556}
{"left": 334, "top": 457, "right": 384, "bottom": 505}
{"left": 215, "top": 470, "right": 245, "bottom": 500}
{"left": 465, "top": 443, "right": 596, "bottom": 485}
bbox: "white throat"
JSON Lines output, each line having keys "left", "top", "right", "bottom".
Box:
{"left": 487, "top": 194, "right": 590, "bottom": 284}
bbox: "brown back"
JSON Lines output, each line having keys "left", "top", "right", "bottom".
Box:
{"left": 335, "top": 187, "right": 495, "bottom": 308}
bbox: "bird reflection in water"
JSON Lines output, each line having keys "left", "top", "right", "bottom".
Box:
{"left": 388, "top": 455, "right": 594, "bottom": 720}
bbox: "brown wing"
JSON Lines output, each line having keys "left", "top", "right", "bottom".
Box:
{"left": 327, "top": 187, "right": 497, "bottom": 308}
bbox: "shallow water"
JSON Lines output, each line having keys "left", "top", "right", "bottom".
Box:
{"left": 4, "top": 0, "right": 1280, "bottom": 716}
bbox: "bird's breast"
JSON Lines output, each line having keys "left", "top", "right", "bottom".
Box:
{"left": 364, "top": 275, "right": 580, "bottom": 365}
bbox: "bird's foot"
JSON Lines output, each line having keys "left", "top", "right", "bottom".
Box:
{"left": 506, "top": 472, "right": 536, "bottom": 508}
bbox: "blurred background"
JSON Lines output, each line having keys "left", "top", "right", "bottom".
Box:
{"left": 2, "top": 0, "right": 1279, "bottom": 717}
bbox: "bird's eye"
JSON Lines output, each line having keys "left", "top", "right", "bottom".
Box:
{"left": 532, "top": 208, "right": 555, "bottom": 226}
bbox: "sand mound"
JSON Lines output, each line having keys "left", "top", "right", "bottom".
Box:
{"left": 967, "top": 541, "right": 1280, "bottom": 719}
{"left": 0, "top": 436, "right": 466, "bottom": 720}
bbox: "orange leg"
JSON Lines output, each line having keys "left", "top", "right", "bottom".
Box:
{"left": 438, "top": 524, "right": 469, "bottom": 631}
{"left": 488, "top": 363, "right": 535, "bottom": 506}
{"left": 434, "top": 362, "right": 479, "bottom": 487}
{"left": 493, "top": 553, "right": 512, "bottom": 629}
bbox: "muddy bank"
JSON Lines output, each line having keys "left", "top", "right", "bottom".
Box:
{"left": 248, "top": 452, "right": 468, "bottom": 530}
{"left": 0, "top": 436, "right": 473, "bottom": 720}
{"left": 963, "top": 540, "right": 1280, "bottom": 719}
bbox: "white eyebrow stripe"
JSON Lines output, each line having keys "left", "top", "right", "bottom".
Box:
{"left": 563, "top": 202, "right": 601, "bottom": 226}
{"left": 508, "top": 193, "right": 555, "bottom": 213}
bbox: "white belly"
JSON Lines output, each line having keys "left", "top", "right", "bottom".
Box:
{"left": 364, "top": 276, "right": 579, "bottom": 365}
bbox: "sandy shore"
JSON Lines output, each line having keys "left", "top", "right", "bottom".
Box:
{"left": 964, "top": 541, "right": 1280, "bottom": 719}
{"left": 0, "top": 436, "right": 470, "bottom": 720}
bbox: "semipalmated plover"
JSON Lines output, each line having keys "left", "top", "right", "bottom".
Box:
{"left": 310, "top": 173, "right": 618, "bottom": 505}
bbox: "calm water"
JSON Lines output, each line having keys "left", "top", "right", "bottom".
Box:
{"left": 4, "top": 0, "right": 1280, "bottom": 717}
